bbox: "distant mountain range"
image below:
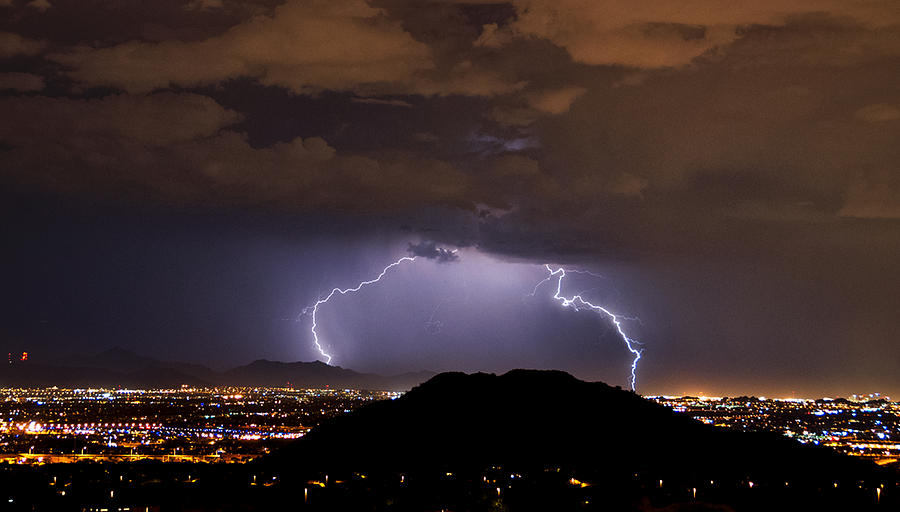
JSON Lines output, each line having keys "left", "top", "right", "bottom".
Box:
{"left": 0, "top": 347, "right": 433, "bottom": 390}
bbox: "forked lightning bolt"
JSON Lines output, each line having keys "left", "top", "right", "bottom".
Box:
{"left": 537, "top": 265, "right": 644, "bottom": 391}
{"left": 304, "top": 256, "right": 643, "bottom": 391}
{"left": 303, "top": 256, "right": 417, "bottom": 364}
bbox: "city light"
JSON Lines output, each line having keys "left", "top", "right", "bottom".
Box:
{"left": 0, "top": 387, "right": 398, "bottom": 464}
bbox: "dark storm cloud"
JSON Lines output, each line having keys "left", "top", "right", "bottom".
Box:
{"left": 22, "top": 0, "right": 524, "bottom": 98}
{"left": 2, "top": 0, "right": 898, "bottom": 254}
{"left": 0, "top": 93, "right": 481, "bottom": 211}
{"left": 406, "top": 241, "right": 460, "bottom": 263}
{"left": 2, "top": 0, "right": 900, "bottom": 394}
{"left": 503, "top": 0, "right": 900, "bottom": 67}
{"left": 0, "top": 0, "right": 279, "bottom": 46}
{"left": 46, "top": 1, "right": 436, "bottom": 95}
{"left": 0, "top": 71, "right": 42, "bottom": 90}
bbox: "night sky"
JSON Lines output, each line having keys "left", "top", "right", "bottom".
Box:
{"left": 2, "top": 0, "right": 899, "bottom": 397}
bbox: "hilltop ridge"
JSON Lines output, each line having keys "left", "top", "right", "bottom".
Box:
{"left": 269, "top": 369, "right": 880, "bottom": 479}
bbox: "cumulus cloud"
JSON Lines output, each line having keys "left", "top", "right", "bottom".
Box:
{"left": 411, "top": 60, "right": 527, "bottom": 97}
{"left": 527, "top": 13, "right": 900, "bottom": 235}
{"left": 26, "top": 0, "right": 51, "bottom": 12}
{"left": 407, "top": 241, "right": 459, "bottom": 262}
{"left": 0, "top": 32, "right": 45, "bottom": 58}
{"left": 473, "top": 23, "right": 511, "bottom": 48}
{"left": 2, "top": 0, "right": 899, "bottom": 260}
{"left": 526, "top": 86, "right": 587, "bottom": 115}
{"left": 486, "top": 86, "right": 585, "bottom": 127}
{"left": 36, "top": 0, "right": 533, "bottom": 98}
{"left": 0, "top": 93, "right": 479, "bottom": 211}
{"left": 0, "top": 72, "right": 44, "bottom": 92}
{"left": 184, "top": 0, "right": 223, "bottom": 11}
{"left": 50, "top": 0, "right": 434, "bottom": 94}
{"left": 1, "top": 93, "right": 242, "bottom": 146}
{"left": 507, "top": 0, "right": 900, "bottom": 68}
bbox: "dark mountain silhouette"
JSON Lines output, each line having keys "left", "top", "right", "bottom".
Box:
{"left": 256, "top": 370, "right": 893, "bottom": 511}
{"left": 0, "top": 347, "right": 433, "bottom": 390}
{"left": 53, "top": 346, "right": 223, "bottom": 384}
{"left": 266, "top": 370, "right": 881, "bottom": 482}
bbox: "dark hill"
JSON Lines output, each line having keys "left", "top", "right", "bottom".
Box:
{"left": 221, "top": 359, "right": 432, "bottom": 389}
{"left": 266, "top": 369, "right": 880, "bottom": 484}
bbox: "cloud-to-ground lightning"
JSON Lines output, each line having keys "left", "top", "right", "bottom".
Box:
{"left": 302, "top": 256, "right": 417, "bottom": 364}
{"left": 535, "top": 265, "right": 644, "bottom": 391}
{"left": 303, "top": 250, "right": 643, "bottom": 391}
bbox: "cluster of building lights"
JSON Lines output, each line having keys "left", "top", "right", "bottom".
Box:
{"left": 650, "top": 393, "right": 899, "bottom": 465}
{"left": 0, "top": 386, "right": 396, "bottom": 464}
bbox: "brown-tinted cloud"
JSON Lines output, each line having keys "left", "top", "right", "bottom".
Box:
{"left": 26, "top": 0, "right": 51, "bottom": 12}
{"left": 506, "top": 0, "right": 900, "bottom": 68}
{"left": 527, "top": 16, "right": 900, "bottom": 230}
{"left": 839, "top": 177, "right": 900, "bottom": 219}
{"left": 0, "top": 31, "right": 45, "bottom": 57}
{"left": 0, "top": 71, "right": 43, "bottom": 91}
{"left": 41, "top": 0, "right": 535, "bottom": 98}
{"left": 855, "top": 103, "right": 900, "bottom": 122}
{"left": 49, "top": 0, "right": 434, "bottom": 94}
{"left": 1, "top": 1, "right": 898, "bottom": 256}
{"left": 0, "top": 92, "right": 481, "bottom": 211}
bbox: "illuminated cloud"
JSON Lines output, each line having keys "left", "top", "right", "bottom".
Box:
{"left": 0, "top": 32, "right": 45, "bottom": 58}
{"left": 2, "top": 1, "right": 897, "bottom": 244}
{"left": 505, "top": 0, "right": 900, "bottom": 68}
{"left": 526, "top": 86, "right": 587, "bottom": 115}
{"left": 407, "top": 241, "right": 460, "bottom": 263}
{"left": 25, "top": 0, "right": 51, "bottom": 12}
{"left": 183, "top": 0, "right": 223, "bottom": 10}
{"left": 50, "top": 0, "right": 434, "bottom": 94}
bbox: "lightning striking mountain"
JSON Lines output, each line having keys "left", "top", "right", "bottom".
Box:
{"left": 302, "top": 256, "right": 417, "bottom": 364}
{"left": 535, "top": 265, "right": 644, "bottom": 391}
